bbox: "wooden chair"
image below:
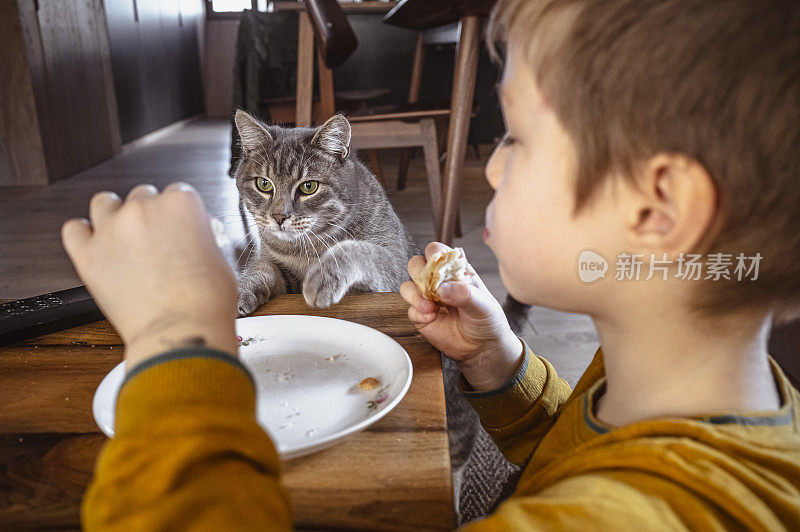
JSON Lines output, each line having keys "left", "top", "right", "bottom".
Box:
{"left": 301, "top": 0, "right": 457, "bottom": 237}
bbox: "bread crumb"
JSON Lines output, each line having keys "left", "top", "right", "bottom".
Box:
{"left": 359, "top": 377, "right": 381, "bottom": 390}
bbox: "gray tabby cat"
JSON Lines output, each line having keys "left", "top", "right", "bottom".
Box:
{"left": 232, "top": 110, "right": 417, "bottom": 315}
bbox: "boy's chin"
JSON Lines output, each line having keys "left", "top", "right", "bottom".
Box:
{"left": 500, "top": 265, "right": 593, "bottom": 313}
{"left": 498, "top": 266, "right": 538, "bottom": 306}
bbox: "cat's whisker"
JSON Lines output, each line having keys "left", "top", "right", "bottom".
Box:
{"left": 207, "top": 210, "right": 249, "bottom": 219}
{"left": 304, "top": 232, "right": 322, "bottom": 264}
{"left": 325, "top": 222, "right": 367, "bottom": 254}
{"left": 210, "top": 206, "right": 249, "bottom": 213}
{"left": 223, "top": 234, "right": 253, "bottom": 262}
{"left": 295, "top": 229, "right": 308, "bottom": 265}
{"left": 232, "top": 228, "right": 259, "bottom": 244}
{"left": 325, "top": 221, "right": 351, "bottom": 238}
{"left": 211, "top": 216, "right": 249, "bottom": 227}
{"left": 309, "top": 229, "right": 341, "bottom": 273}
{"left": 300, "top": 232, "right": 311, "bottom": 265}
{"left": 215, "top": 218, "right": 251, "bottom": 226}
{"left": 225, "top": 231, "right": 255, "bottom": 270}
{"left": 207, "top": 206, "right": 246, "bottom": 212}
{"left": 242, "top": 239, "right": 256, "bottom": 269}
{"left": 313, "top": 228, "right": 352, "bottom": 263}
{"left": 304, "top": 233, "right": 321, "bottom": 266}
{"left": 231, "top": 244, "right": 249, "bottom": 269}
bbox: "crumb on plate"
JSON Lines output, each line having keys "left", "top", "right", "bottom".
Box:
{"left": 359, "top": 377, "right": 381, "bottom": 390}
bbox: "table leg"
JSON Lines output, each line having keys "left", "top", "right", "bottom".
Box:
{"left": 438, "top": 15, "right": 481, "bottom": 246}
{"left": 296, "top": 12, "right": 315, "bottom": 127}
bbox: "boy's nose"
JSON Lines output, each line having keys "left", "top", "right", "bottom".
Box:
{"left": 485, "top": 146, "right": 503, "bottom": 190}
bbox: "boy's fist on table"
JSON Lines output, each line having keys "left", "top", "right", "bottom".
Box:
{"left": 400, "top": 242, "right": 524, "bottom": 392}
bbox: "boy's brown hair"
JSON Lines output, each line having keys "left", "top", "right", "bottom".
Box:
{"left": 488, "top": 0, "right": 800, "bottom": 321}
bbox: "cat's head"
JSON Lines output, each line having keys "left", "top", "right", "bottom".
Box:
{"left": 233, "top": 110, "right": 355, "bottom": 242}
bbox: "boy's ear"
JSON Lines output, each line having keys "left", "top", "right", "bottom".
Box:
{"left": 626, "top": 154, "right": 717, "bottom": 255}
{"left": 235, "top": 110, "right": 272, "bottom": 154}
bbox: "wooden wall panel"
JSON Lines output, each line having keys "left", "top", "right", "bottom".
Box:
{"left": 203, "top": 18, "right": 240, "bottom": 118}
{"left": 0, "top": 141, "right": 12, "bottom": 183}
{"left": 106, "top": 0, "right": 204, "bottom": 143}
{"left": 0, "top": 0, "right": 48, "bottom": 186}
{"left": 32, "top": 0, "right": 121, "bottom": 181}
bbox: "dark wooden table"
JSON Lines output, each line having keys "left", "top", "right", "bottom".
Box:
{"left": 385, "top": 0, "right": 498, "bottom": 245}
{"left": 0, "top": 293, "right": 455, "bottom": 531}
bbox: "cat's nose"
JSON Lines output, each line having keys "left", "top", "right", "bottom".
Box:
{"left": 273, "top": 213, "right": 289, "bottom": 226}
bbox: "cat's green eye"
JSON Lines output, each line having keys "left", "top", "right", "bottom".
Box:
{"left": 255, "top": 177, "right": 273, "bottom": 194}
{"left": 299, "top": 180, "right": 319, "bottom": 195}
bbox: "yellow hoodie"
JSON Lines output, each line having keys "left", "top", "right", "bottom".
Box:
{"left": 83, "top": 343, "right": 800, "bottom": 530}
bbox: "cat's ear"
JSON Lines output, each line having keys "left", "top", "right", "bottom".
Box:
{"left": 310, "top": 114, "right": 351, "bottom": 160}
{"left": 235, "top": 110, "right": 272, "bottom": 154}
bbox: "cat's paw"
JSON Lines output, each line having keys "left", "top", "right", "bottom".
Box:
{"left": 303, "top": 262, "right": 351, "bottom": 308}
{"left": 237, "top": 286, "right": 263, "bottom": 317}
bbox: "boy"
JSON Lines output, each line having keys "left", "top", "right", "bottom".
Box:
{"left": 68, "top": 0, "right": 799, "bottom": 529}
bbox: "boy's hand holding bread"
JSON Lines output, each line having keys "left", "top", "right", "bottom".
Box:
{"left": 401, "top": 242, "right": 524, "bottom": 392}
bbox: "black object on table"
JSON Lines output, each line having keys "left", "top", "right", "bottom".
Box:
{"left": 0, "top": 286, "right": 102, "bottom": 345}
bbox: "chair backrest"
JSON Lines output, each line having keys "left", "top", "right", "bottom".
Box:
{"left": 303, "top": 0, "right": 358, "bottom": 68}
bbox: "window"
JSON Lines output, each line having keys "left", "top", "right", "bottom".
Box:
{"left": 210, "top": 0, "right": 253, "bottom": 11}
{"left": 205, "top": 0, "right": 268, "bottom": 17}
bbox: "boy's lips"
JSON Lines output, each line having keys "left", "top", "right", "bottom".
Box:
{"left": 484, "top": 202, "right": 495, "bottom": 242}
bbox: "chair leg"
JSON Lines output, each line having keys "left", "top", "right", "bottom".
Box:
{"left": 439, "top": 15, "right": 481, "bottom": 245}
{"left": 367, "top": 150, "right": 384, "bottom": 186}
{"left": 435, "top": 146, "right": 462, "bottom": 237}
{"left": 420, "top": 119, "right": 442, "bottom": 235}
{"left": 295, "top": 12, "right": 315, "bottom": 127}
{"left": 397, "top": 148, "right": 412, "bottom": 190}
{"left": 397, "top": 32, "right": 425, "bottom": 192}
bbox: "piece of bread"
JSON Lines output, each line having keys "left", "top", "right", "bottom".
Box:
{"left": 413, "top": 247, "right": 470, "bottom": 303}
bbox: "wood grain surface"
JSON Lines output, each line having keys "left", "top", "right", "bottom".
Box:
{"left": 24, "top": 0, "right": 122, "bottom": 182}
{"left": 0, "top": 293, "right": 455, "bottom": 530}
{"left": 0, "top": 0, "right": 48, "bottom": 186}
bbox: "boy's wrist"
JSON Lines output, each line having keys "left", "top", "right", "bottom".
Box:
{"left": 459, "top": 333, "right": 525, "bottom": 392}
{"left": 124, "top": 317, "right": 238, "bottom": 368}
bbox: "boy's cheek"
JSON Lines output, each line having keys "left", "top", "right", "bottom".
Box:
{"left": 497, "top": 228, "right": 591, "bottom": 310}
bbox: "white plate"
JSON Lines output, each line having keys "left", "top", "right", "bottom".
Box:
{"left": 93, "top": 315, "right": 413, "bottom": 459}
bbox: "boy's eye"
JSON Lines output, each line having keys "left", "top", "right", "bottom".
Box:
{"left": 299, "top": 180, "right": 319, "bottom": 195}
{"left": 255, "top": 177, "right": 273, "bottom": 193}
{"left": 501, "top": 134, "right": 516, "bottom": 146}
